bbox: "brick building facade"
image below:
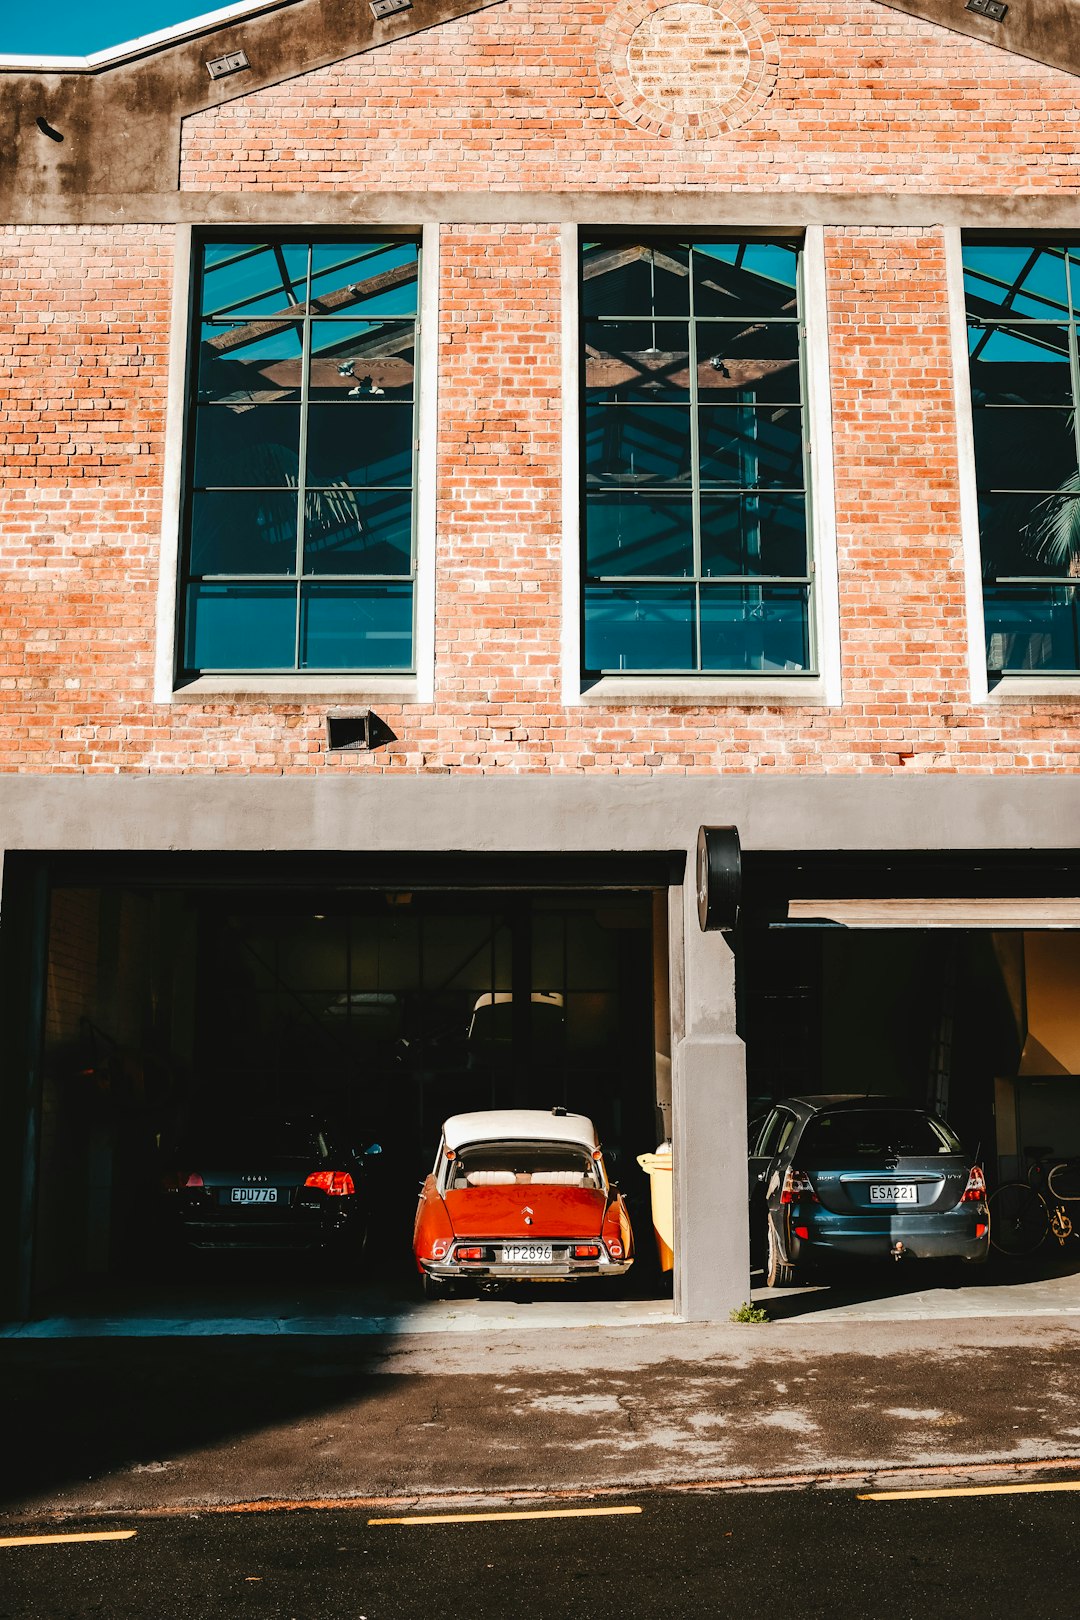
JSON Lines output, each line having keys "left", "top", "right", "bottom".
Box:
{"left": 1, "top": 0, "right": 1078, "bottom": 1322}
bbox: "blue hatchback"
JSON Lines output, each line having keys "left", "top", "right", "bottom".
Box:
{"left": 748, "top": 1095, "right": 990, "bottom": 1287}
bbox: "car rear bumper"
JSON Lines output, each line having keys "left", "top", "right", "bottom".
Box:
{"left": 175, "top": 1212, "right": 361, "bottom": 1251}
{"left": 420, "top": 1244, "right": 632, "bottom": 1282}
{"left": 788, "top": 1207, "right": 989, "bottom": 1263}
{"left": 422, "top": 1262, "right": 633, "bottom": 1281}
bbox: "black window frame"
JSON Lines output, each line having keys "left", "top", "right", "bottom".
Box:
{"left": 176, "top": 233, "right": 422, "bottom": 682}
{"left": 962, "top": 235, "right": 1080, "bottom": 681}
{"left": 579, "top": 234, "right": 817, "bottom": 681}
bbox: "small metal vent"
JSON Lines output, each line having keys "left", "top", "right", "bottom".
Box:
{"left": 327, "top": 712, "right": 374, "bottom": 752}
{"left": 370, "top": 0, "right": 412, "bottom": 17}
{"left": 206, "top": 49, "right": 251, "bottom": 80}
{"left": 965, "top": 0, "right": 1007, "bottom": 21}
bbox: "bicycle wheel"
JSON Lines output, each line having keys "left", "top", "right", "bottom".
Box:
{"left": 989, "top": 1182, "right": 1049, "bottom": 1257}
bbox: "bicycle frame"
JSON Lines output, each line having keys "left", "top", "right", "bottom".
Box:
{"left": 988, "top": 1156, "right": 1080, "bottom": 1258}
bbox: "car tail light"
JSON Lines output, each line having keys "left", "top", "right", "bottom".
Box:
{"left": 431, "top": 1239, "right": 449, "bottom": 1259}
{"left": 976, "top": 1223, "right": 987, "bottom": 1239}
{"left": 304, "top": 1170, "right": 355, "bottom": 1197}
{"left": 961, "top": 1166, "right": 986, "bottom": 1204}
{"left": 573, "top": 1244, "right": 601, "bottom": 1259}
{"left": 793, "top": 1225, "right": 809, "bottom": 1241}
{"left": 455, "top": 1246, "right": 484, "bottom": 1261}
{"left": 162, "top": 1172, "right": 202, "bottom": 1191}
{"left": 780, "top": 1168, "right": 816, "bottom": 1205}
{"left": 604, "top": 1239, "right": 623, "bottom": 1260}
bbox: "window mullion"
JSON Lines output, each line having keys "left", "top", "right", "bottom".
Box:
{"left": 687, "top": 248, "right": 703, "bottom": 671}
{"left": 797, "top": 246, "right": 816, "bottom": 675}
{"left": 1069, "top": 257, "right": 1080, "bottom": 490}
{"left": 294, "top": 244, "right": 313, "bottom": 672}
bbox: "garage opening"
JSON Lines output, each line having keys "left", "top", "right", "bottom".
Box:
{"left": 25, "top": 860, "right": 675, "bottom": 1323}
{"left": 740, "top": 853, "right": 1080, "bottom": 1318}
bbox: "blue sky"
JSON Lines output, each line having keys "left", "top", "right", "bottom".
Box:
{"left": 1, "top": 2, "right": 233, "bottom": 55}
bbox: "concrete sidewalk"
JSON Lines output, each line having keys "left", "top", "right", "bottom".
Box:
{"left": 2, "top": 1313, "right": 1079, "bottom": 1522}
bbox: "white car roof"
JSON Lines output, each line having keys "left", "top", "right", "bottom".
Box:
{"left": 442, "top": 1110, "right": 599, "bottom": 1153}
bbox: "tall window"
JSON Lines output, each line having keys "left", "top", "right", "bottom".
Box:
{"left": 181, "top": 238, "right": 419, "bottom": 677}
{"left": 963, "top": 242, "right": 1080, "bottom": 677}
{"left": 581, "top": 237, "right": 813, "bottom": 677}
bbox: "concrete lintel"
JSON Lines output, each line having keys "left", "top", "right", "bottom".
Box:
{"left": 2, "top": 774, "right": 1080, "bottom": 858}
{"left": 6, "top": 190, "right": 1080, "bottom": 230}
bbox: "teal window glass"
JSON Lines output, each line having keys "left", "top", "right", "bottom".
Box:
{"left": 963, "top": 242, "right": 1080, "bottom": 677}
{"left": 580, "top": 238, "right": 813, "bottom": 676}
{"left": 180, "top": 239, "right": 420, "bottom": 677}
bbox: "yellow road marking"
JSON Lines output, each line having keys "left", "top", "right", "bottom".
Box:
{"left": 861, "top": 1481, "right": 1080, "bottom": 1502}
{"left": 0, "top": 1531, "right": 137, "bottom": 1549}
{"left": 369, "top": 1505, "right": 643, "bottom": 1526}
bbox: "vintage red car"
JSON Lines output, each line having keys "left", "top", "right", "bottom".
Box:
{"left": 413, "top": 1108, "right": 634, "bottom": 1297}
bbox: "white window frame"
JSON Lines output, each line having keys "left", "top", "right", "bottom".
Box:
{"left": 946, "top": 226, "right": 1080, "bottom": 704}
{"left": 561, "top": 224, "right": 841, "bottom": 707}
{"left": 155, "top": 223, "right": 438, "bottom": 703}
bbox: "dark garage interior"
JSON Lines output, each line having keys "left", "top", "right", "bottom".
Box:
{"left": 10, "top": 847, "right": 1080, "bottom": 1322}
{"left": 30, "top": 867, "right": 668, "bottom": 1313}
{"left": 738, "top": 851, "right": 1080, "bottom": 1293}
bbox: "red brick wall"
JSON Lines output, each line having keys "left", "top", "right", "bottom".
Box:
{"left": 182, "top": 0, "right": 1080, "bottom": 195}
{"left": 3, "top": 3, "right": 1080, "bottom": 775}
{"left": 0, "top": 227, "right": 171, "bottom": 766}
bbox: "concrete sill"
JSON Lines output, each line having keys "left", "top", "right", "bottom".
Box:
{"left": 984, "top": 677, "right": 1080, "bottom": 705}
{"left": 576, "top": 676, "right": 830, "bottom": 707}
{"left": 170, "top": 676, "right": 421, "bottom": 704}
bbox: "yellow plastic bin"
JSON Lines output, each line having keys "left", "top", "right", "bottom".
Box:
{"left": 636, "top": 1142, "right": 674, "bottom": 1273}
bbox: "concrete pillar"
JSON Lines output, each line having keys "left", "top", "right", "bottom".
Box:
{"left": 651, "top": 890, "right": 672, "bottom": 1143}
{"left": 672, "top": 879, "right": 750, "bottom": 1321}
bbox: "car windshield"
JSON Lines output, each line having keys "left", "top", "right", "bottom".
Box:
{"left": 799, "top": 1109, "right": 961, "bottom": 1159}
{"left": 449, "top": 1142, "right": 602, "bottom": 1189}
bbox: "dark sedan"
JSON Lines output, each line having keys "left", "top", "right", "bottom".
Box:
{"left": 749, "top": 1095, "right": 990, "bottom": 1286}
{"left": 161, "top": 1114, "right": 378, "bottom": 1263}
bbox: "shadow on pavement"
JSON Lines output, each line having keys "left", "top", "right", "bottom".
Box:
{"left": 0, "top": 1329, "right": 409, "bottom": 1513}
{"left": 0, "top": 1246, "right": 673, "bottom": 1513}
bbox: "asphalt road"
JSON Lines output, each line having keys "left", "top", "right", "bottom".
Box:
{"left": 2, "top": 1478, "right": 1078, "bottom": 1620}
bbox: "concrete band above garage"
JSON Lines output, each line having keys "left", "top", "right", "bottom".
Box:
{"left": 0, "top": 774, "right": 1079, "bottom": 858}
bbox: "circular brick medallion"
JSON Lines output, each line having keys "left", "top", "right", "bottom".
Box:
{"left": 598, "top": 0, "right": 778, "bottom": 138}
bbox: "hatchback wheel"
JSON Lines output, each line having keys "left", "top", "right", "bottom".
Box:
{"left": 766, "top": 1220, "right": 798, "bottom": 1288}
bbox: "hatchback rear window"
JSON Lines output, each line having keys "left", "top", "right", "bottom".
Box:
{"left": 449, "top": 1143, "right": 601, "bottom": 1189}
{"left": 799, "top": 1110, "right": 961, "bottom": 1158}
